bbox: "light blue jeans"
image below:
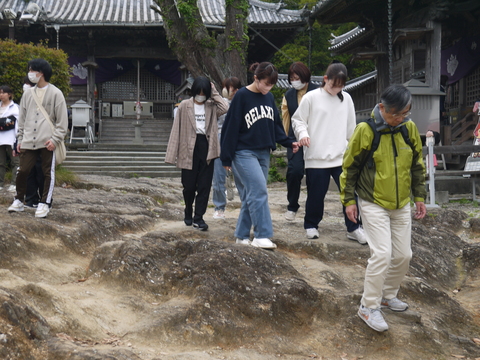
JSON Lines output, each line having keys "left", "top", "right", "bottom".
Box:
{"left": 232, "top": 148, "right": 272, "bottom": 239}
{"left": 212, "top": 156, "right": 227, "bottom": 211}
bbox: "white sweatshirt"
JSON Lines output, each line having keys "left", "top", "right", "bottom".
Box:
{"left": 291, "top": 87, "right": 356, "bottom": 168}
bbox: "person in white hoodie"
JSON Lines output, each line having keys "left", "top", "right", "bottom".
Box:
{"left": 0, "top": 85, "right": 19, "bottom": 192}
{"left": 291, "top": 62, "right": 366, "bottom": 243}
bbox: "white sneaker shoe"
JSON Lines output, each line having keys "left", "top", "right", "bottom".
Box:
{"left": 213, "top": 210, "right": 225, "bottom": 220}
{"left": 35, "top": 203, "right": 50, "bottom": 218}
{"left": 306, "top": 228, "right": 319, "bottom": 239}
{"left": 251, "top": 238, "right": 277, "bottom": 249}
{"left": 8, "top": 199, "right": 24, "bottom": 212}
{"left": 284, "top": 210, "right": 296, "bottom": 221}
{"left": 358, "top": 305, "right": 388, "bottom": 332}
{"left": 7, "top": 185, "right": 16, "bottom": 192}
{"left": 347, "top": 226, "right": 368, "bottom": 245}
{"left": 235, "top": 238, "right": 251, "bottom": 245}
{"left": 381, "top": 297, "right": 409, "bottom": 312}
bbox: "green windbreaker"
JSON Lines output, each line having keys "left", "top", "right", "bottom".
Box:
{"left": 340, "top": 113, "right": 426, "bottom": 210}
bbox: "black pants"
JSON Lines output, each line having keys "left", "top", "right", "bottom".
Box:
{"left": 181, "top": 135, "right": 214, "bottom": 222}
{"left": 25, "top": 153, "right": 44, "bottom": 206}
{"left": 286, "top": 148, "right": 304, "bottom": 212}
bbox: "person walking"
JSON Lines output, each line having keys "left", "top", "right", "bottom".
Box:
{"left": 165, "top": 76, "right": 228, "bottom": 231}
{"left": 291, "top": 62, "right": 366, "bottom": 243}
{"left": 340, "top": 84, "right": 426, "bottom": 332}
{"left": 212, "top": 77, "right": 242, "bottom": 220}
{"left": 0, "top": 85, "right": 19, "bottom": 192}
{"left": 221, "top": 62, "right": 299, "bottom": 249}
{"left": 281, "top": 62, "right": 317, "bottom": 221}
{"left": 8, "top": 59, "right": 68, "bottom": 218}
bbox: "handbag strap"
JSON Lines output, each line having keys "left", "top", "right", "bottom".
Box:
{"left": 31, "top": 87, "right": 55, "bottom": 133}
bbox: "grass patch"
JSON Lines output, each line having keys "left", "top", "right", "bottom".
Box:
{"left": 55, "top": 165, "right": 79, "bottom": 187}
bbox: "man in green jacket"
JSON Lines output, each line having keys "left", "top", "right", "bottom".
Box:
{"left": 340, "top": 84, "right": 426, "bottom": 332}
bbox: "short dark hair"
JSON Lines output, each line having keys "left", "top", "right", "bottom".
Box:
{"left": 190, "top": 76, "right": 211, "bottom": 100}
{"left": 222, "top": 77, "right": 242, "bottom": 91}
{"left": 249, "top": 62, "right": 278, "bottom": 85}
{"left": 28, "top": 58, "right": 53, "bottom": 82}
{"left": 0, "top": 85, "right": 13, "bottom": 100}
{"left": 287, "top": 62, "right": 311, "bottom": 84}
{"left": 380, "top": 84, "right": 412, "bottom": 113}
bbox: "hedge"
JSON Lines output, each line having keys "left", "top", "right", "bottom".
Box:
{"left": 0, "top": 39, "right": 71, "bottom": 102}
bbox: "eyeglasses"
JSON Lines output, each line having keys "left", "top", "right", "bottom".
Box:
{"left": 391, "top": 111, "right": 411, "bottom": 118}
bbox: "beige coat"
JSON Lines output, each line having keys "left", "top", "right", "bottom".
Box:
{"left": 165, "top": 88, "right": 228, "bottom": 170}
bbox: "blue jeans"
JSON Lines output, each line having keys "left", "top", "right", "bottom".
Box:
{"left": 212, "top": 157, "right": 227, "bottom": 211}
{"left": 304, "top": 166, "right": 359, "bottom": 232}
{"left": 232, "top": 149, "right": 272, "bottom": 239}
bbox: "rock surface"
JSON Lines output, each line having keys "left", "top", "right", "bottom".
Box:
{"left": 0, "top": 175, "right": 479, "bottom": 359}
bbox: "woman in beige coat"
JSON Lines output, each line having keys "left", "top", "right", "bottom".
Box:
{"left": 165, "top": 76, "right": 228, "bottom": 230}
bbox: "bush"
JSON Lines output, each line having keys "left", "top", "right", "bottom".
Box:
{"left": 0, "top": 39, "right": 71, "bottom": 102}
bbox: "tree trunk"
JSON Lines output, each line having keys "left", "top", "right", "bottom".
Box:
{"left": 151, "top": 0, "right": 248, "bottom": 88}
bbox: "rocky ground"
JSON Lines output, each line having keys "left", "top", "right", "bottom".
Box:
{"left": 0, "top": 175, "right": 479, "bottom": 360}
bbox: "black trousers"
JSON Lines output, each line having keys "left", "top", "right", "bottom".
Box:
{"left": 181, "top": 135, "right": 214, "bottom": 222}
{"left": 286, "top": 148, "right": 304, "bottom": 212}
{"left": 25, "top": 153, "right": 44, "bottom": 206}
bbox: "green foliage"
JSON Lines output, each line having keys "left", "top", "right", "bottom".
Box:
{"left": 0, "top": 39, "right": 71, "bottom": 102}
{"left": 54, "top": 165, "right": 79, "bottom": 187}
{"left": 268, "top": 165, "right": 285, "bottom": 183}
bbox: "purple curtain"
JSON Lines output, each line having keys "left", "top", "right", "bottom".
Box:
{"left": 441, "top": 36, "right": 480, "bottom": 85}
{"left": 144, "top": 59, "right": 182, "bottom": 85}
{"left": 69, "top": 57, "right": 181, "bottom": 86}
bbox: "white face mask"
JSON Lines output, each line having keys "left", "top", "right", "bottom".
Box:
{"left": 23, "top": 84, "right": 32, "bottom": 92}
{"left": 28, "top": 72, "right": 41, "bottom": 84}
{"left": 195, "top": 95, "right": 206, "bottom": 103}
{"left": 291, "top": 80, "right": 306, "bottom": 91}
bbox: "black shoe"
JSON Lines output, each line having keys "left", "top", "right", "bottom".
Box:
{"left": 193, "top": 220, "right": 208, "bottom": 231}
{"left": 25, "top": 202, "right": 38, "bottom": 208}
{"left": 184, "top": 218, "right": 193, "bottom": 226}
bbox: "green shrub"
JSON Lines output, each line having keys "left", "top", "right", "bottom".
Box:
{"left": 0, "top": 39, "right": 71, "bottom": 101}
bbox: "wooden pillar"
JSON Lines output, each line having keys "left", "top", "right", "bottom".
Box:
{"left": 426, "top": 21, "right": 441, "bottom": 90}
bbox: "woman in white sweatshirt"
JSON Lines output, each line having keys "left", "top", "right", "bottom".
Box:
{"left": 291, "top": 62, "right": 366, "bottom": 244}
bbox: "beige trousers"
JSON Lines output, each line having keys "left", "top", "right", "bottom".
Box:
{"left": 358, "top": 198, "right": 412, "bottom": 309}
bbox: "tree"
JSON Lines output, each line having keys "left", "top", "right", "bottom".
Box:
{"left": 150, "top": 0, "right": 249, "bottom": 87}
{"left": 0, "top": 39, "right": 71, "bottom": 102}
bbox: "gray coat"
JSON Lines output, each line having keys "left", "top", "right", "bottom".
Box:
{"left": 165, "top": 88, "right": 228, "bottom": 170}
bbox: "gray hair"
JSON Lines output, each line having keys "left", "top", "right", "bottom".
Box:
{"left": 380, "top": 84, "right": 412, "bottom": 113}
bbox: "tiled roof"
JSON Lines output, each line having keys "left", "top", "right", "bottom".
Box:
{"left": 344, "top": 70, "right": 376, "bottom": 92}
{"left": 0, "top": 0, "right": 306, "bottom": 27}
{"left": 276, "top": 74, "right": 323, "bottom": 89}
{"left": 328, "top": 26, "right": 375, "bottom": 54}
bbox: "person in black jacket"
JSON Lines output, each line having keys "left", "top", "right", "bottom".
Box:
{"left": 281, "top": 62, "right": 317, "bottom": 221}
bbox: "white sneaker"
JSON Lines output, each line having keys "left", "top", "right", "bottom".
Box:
{"left": 381, "top": 297, "right": 409, "bottom": 312}
{"left": 306, "top": 228, "right": 319, "bottom": 239}
{"left": 213, "top": 210, "right": 225, "bottom": 220}
{"left": 35, "top": 203, "right": 50, "bottom": 218}
{"left": 251, "top": 238, "right": 277, "bottom": 249}
{"left": 236, "top": 238, "right": 251, "bottom": 245}
{"left": 8, "top": 199, "right": 24, "bottom": 212}
{"left": 358, "top": 305, "right": 388, "bottom": 332}
{"left": 284, "top": 210, "right": 296, "bottom": 221}
{"left": 347, "top": 226, "right": 368, "bottom": 245}
{"left": 7, "top": 185, "right": 16, "bottom": 192}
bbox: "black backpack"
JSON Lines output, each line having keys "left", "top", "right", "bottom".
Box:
{"left": 360, "top": 118, "right": 415, "bottom": 170}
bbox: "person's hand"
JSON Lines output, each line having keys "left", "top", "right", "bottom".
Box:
{"left": 45, "top": 139, "right": 56, "bottom": 152}
{"left": 223, "top": 166, "right": 231, "bottom": 171}
{"left": 16, "top": 143, "right": 21, "bottom": 153}
{"left": 345, "top": 204, "right": 358, "bottom": 223}
{"left": 414, "top": 201, "right": 426, "bottom": 219}
{"left": 299, "top": 137, "right": 310, "bottom": 147}
{"left": 292, "top": 142, "right": 300, "bottom": 153}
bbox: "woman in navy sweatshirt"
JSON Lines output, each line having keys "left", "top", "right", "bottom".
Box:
{"left": 221, "top": 62, "right": 299, "bottom": 249}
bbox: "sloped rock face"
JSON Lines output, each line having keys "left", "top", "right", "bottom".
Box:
{"left": 87, "top": 238, "right": 322, "bottom": 345}
{"left": 0, "top": 176, "right": 479, "bottom": 359}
